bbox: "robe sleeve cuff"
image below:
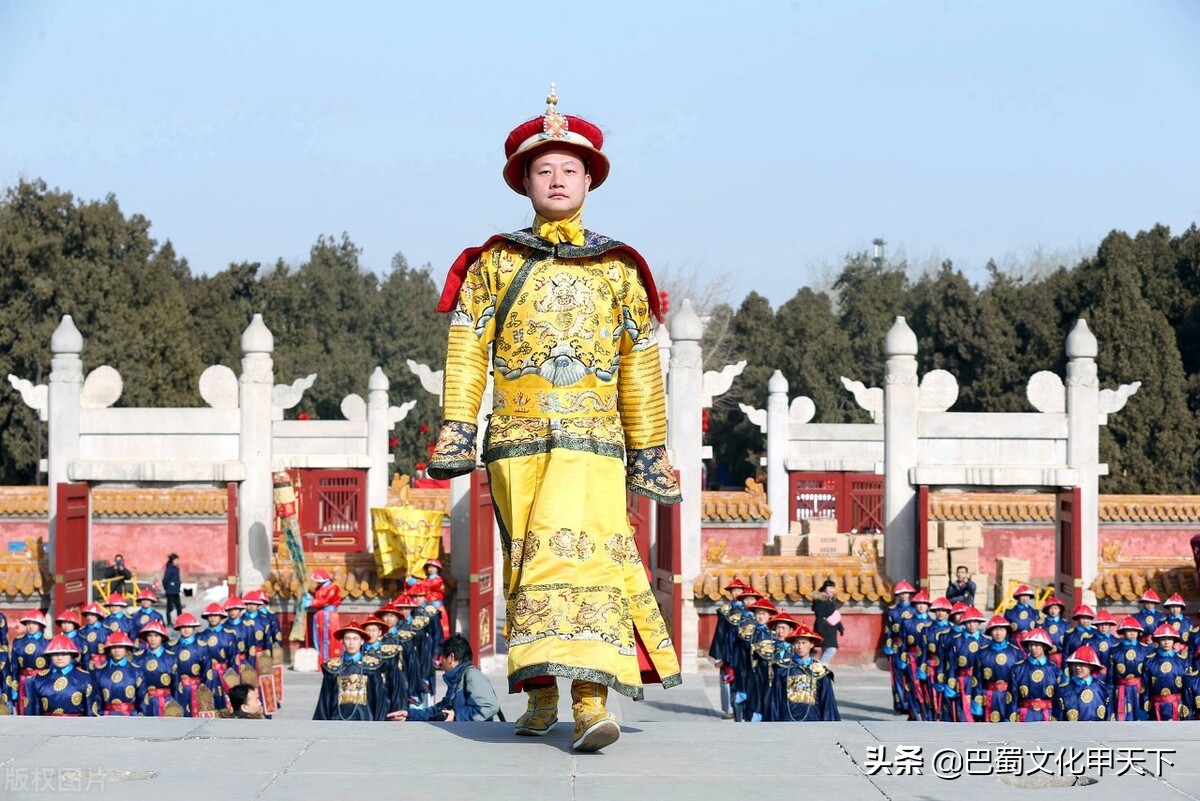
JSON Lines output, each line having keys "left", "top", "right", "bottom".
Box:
{"left": 626, "top": 445, "right": 682, "bottom": 505}
{"left": 427, "top": 421, "right": 478, "bottom": 480}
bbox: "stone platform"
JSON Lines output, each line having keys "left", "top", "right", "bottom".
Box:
{"left": 1, "top": 716, "right": 1200, "bottom": 800}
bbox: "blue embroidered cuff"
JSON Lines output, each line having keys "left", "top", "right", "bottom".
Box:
{"left": 427, "top": 421, "right": 478, "bottom": 480}
{"left": 626, "top": 445, "right": 682, "bottom": 505}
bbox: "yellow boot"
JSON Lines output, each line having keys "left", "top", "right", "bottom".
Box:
{"left": 514, "top": 683, "right": 559, "bottom": 736}
{"left": 570, "top": 680, "right": 620, "bottom": 752}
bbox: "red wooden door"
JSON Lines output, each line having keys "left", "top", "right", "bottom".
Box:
{"left": 469, "top": 469, "right": 496, "bottom": 662}
{"left": 653, "top": 492, "right": 683, "bottom": 661}
{"left": 1056, "top": 487, "right": 1083, "bottom": 609}
{"left": 628, "top": 489, "right": 653, "bottom": 565}
{"left": 54, "top": 482, "right": 90, "bottom": 612}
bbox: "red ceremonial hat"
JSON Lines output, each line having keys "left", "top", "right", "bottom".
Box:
{"left": 137, "top": 588, "right": 158, "bottom": 603}
{"left": 1164, "top": 593, "right": 1186, "bottom": 608}
{"left": 1071, "top": 604, "right": 1096, "bottom": 620}
{"left": 1094, "top": 609, "right": 1116, "bottom": 626}
{"left": 1066, "top": 645, "right": 1103, "bottom": 668}
{"left": 950, "top": 601, "right": 968, "bottom": 616}
{"left": 138, "top": 620, "right": 169, "bottom": 639}
{"left": 1041, "top": 596, "right": 1065, "bottom": 613}
{"left": 930, "top": 597, "right": 953, "bottom": 612}
{"left": 44, "top": 635, "right": 81, "bottom": 656}
{"left": 55, "top": 609, "right": 81, "bottom": 626}
{"left": 424, "top": 559, "right": 444, "bottom": 572}
{"left": 1012, "top": 584, "right": 1034, "bottom": 599}
{"left": 409, "top": 581, "right": 428, "bottom": 596}
{"left": 244, "top": 589, "right": 268, "bottom": 604}
{"left": 20, "top": 610, "right": 47, "bottom": 627}
{"left": 309, "top": 568, "right": 332, "bottom": 583}
{"left": 961, "top": 606, "right": 987, "bottom": 623}
{"left": 1022, "top": 628, "right": 1055, "bottom": 651}
{"left": 502, "top": 83, "right": 610, "bottom": 196}
{"left": 203, "top": 602, "right": 229, "bottom": 618}
{"left": 106, "top": 593, "right": 129, "bottom": 607}
{"left": 1152, "top": 624, "right": 1181, "bottom": 640}
{"left": 334, "top": 619, "right": 369, "bottom": 641}
{"left": 738, "top": 588, "right": 764, "bottom": 603}
{"left": 173, "top": 613, "right": 200, "bottom": 629}
{"left": 985, "top": 614, "right": 1011, "bottom": 633}
{"left": 787, "top": 624, "right": 823, "bottom": 645}
{"left": 391, "top": 594, "right": 419, "bottom": 609}
{"left": 101, "top": 631, "right": 136, "bottom": 651}
{"left": 362, "top": 615, "right": 389, "bottom": 631}
{"left": 224, "top": 596, "right": 247, "bottom": 611}
{"left": 767, "top": 612, "right": 799, "bottom": 631}
{"left": 81, "top": 603, "right": 106, "bottom": 618}
{"left": 911, "top": 590, "right": 931, "bottom": 605}
{"left": 746, "top": 597, "right": 778, "bottom": 614}
{"left": 1118, "top": 615, "right": 1144, "bottom": 633}
{"left": 724, "top": 577, "right": 749, "bottom": 592}
{"left": 893, "top": 580, "right": 916, "bottom": 595}
{"left": 1140, "top": 589, "right": 1161, "bottom": 604}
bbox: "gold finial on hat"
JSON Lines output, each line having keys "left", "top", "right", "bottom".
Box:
{"left": 542, "top": 81, "right": 568, "bottom": 139}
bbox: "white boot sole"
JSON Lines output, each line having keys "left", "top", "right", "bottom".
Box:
{"left": 571, "top": 718, "right": 620, "bottom": 752}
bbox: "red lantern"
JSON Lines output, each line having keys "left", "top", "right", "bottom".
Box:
{"left": 659, "top": 290, "right": 670, "bottom": 315}
{"left": 297, "top": 412, "right": 311, "bottom": 421}
{"left": 418, "top": 423, "right": 430, "bottom": 435}
{"left": 701, "top": 408, "right": 709, "bottom": 434}
{"left": 388, "top": 436, "right": 399, "bottom": 449}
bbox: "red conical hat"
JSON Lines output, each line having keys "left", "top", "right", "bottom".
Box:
{"left": 1012, "top": 585, "right": 1034, "bottom": 599}
{"left": 950, "top": 602, "right": 968, "bottom": 616}
{"left": 1164, "top": 594, "right": 1186, "bottom": 608}
{"left": 391, "top": 594, "right": 418, "bottom": 609}
{"left": 1071, "top": 605, "right": 1096, "bottom": 620}
{"left": 745, "top": 597, "right": 778, "bottom": 614}
{"left": 102, "top": 631, "right": 136, "bottom": 651}
{"left": 1117, "top": 615, "right": 1144, "bottom": 633}
{"left": 893, "top": 580, "right": 916, "bottom": 595}
{"left": 911, "top": 590, "right": 932, "bottom": 605}
{"left": 786, "top": 624, "right": 823, "bottom": 645}
{"left": 1066, "top": 645, "right": 1103, "bottom": 668}
{"left": 243, "top": 589, "right": 268, "bottom": 604}
{"left": 55, "top": 609, "right": 81, "bottom": 626}
{"left": 138, "top": 620, "right": 169, "bottom": 639}
{"left": 137, "top": 588, "right": 158, "bottom": 603}
{"left": 334, "top": 620, "right": 369, "bottom": 641}
{"left": 362, "top": 615, "right": 388, "bottom": 631}
{"left": 224, "top": 596, "right": 246, "bottom": 611}
{"left": 723, "top": 577, "right": 750, "bottom": 592}
{"left": 961, "top": 606, "right": 987, "bottom": 623}
{"left": 502, "top": 84, "right": 610, "bottom": 196}
{"left": 424, "top": 559, "right": 444, "bottom": 572}
{"left": 173, "top": 613, "right": 200, "bottom": 629}
{"left": 930, "top": 597, "right": 953, "bottom": 612}
{"left": 106, "top": 593, "right": 129, "bottom": 607}
{"left": 44, "top": 635, "right": 80, "bottom": 656}
{"left": 1041, "top": 596, "right": 1065, "bottom": 613}
{"left": 985, "top": 615, "right": 1011, "bottom": 633}
{"left": 767, "top": 612, "right": 799, "bottom": 630}
{"left": 203, "top": 602, "right": 229, "bottom": 618}
{"left": 1023, "top": 628, "right": 1055, "bottom": 651}
{"left": 1140, "top": 589, "right": 1161, "bottom": 604}
{"left": 81, "top": 603, "right": 106, "bottom": 618}
{"left": 1094, "top": 610, "right": 1116, "bottom": 626}
{"left": 1153, "top": 624, "right": 1181, "bottom": 640}
{"left": 20, "top": 610, "right": 47, "bottom": 627}
{"left": 309, "top": 568, "right": 332, "bottom": 583}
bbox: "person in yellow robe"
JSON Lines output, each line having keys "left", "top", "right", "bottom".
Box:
{"left": 428, "top": 84, "right": 682, "bottom": 752}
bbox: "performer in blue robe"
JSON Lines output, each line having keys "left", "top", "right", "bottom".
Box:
{"left": 132, "top": 589, "right": 167, "bottom": 633}
{"left": 766, "top": 624, "right": 839, "bottom": 722}
{"left": 1062, "top": 605, "right": 1097, "bottom": 658}
{"left": 1135, "top": 590, "right": 1166, "bottom": 642}
{"left": 971, "top": 615, "right": 1024, "bottom": 723}
{"left": 78, "top": 604, "right": 110, "bottom": 670}
{"left": 1002, "top": 586, "right": 1039, "bottom": 645}
{"left": 943, "top": 606, "right": 987, "bottom": 722}
{"left": 899, "top": 591, "right": 935, "bottom": 720}
{"left": 736, "top": 595, "right": 778, "bottom": 722}
{"left": 25, "top": 636, "right": 99, "bottom": 716}
{"left": 136, "top": 621, "right": 182, "bottom": 716}
{"left": 1056, "top": 645, "right": 1111, "bottom": 721}
{"left": 312, "top": 621, "right": 392, "bottom": 721}
{"left": 882, "top": 581, "right": 916, "bottom": 718}
{"left": 172, "top": 614, "right": 218, "bottom": 716}
{"left": 1142, "top": 625, "right": 1190, "bottom": 720}
{"left": 1011, "top": 628, "right": 1060, "bottom": 722}
{"left": 1110, "top": 616, "right": 1150, "bottom": 721}
{"left": 708, "top": 578, "right": 748, "bottom": 719}
{"left": 94, "top": 632, "right": 144, "bottom": 716}
{"left": 103, "top": 593, "right": 138, "bottom": 639}
{"left": 10, "top": 611, "right": 50, "bottom": 715}
{"left": 1039, "top": 597, "right": 1068, "bottom": 669}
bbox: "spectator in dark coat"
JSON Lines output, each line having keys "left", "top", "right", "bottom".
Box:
{"left": 812, "top": 580, "right": 845, "bottom": 664}
{"left": 162, "top": 554, "right": 182, "bottom": 625}
{"left": 945, "top": 566, "right": 977, "bottom": 608}
{"left": 107, "top": 554, "right": 133, "bottom": 595}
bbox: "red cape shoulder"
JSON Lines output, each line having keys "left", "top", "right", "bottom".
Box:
{"left": 436, "top": 235, "right": 662, "bottom": 321}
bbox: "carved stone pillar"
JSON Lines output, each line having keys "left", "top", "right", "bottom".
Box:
{"left": 883, "top": 317, "right": 919, "bottom": 585}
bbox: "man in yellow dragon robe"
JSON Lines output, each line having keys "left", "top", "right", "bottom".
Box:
{"left": 428, "top": 85, "right": 682, "bottom": 752}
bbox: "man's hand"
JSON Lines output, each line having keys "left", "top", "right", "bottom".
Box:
{"left": 386, "top": 710, "right": 409, "bottom": 721}
{"left": 442, "top": 709, "right": 455, "bottom": 722}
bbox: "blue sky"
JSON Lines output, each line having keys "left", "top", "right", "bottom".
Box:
{"left": 2, "top": 1, "right": 1198, "bottom": 308}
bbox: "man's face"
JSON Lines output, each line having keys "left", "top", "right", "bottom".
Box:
{"left": 523, "top": 149, "right": 590, "bottom": 220}
{"left": 242, "top": 688, "right": 263, "bottom": 715}
{"left": 1071, "top": 664, "right": 1092, "bottom": 680}
{"left": 441, "top": 653, "right": 459, "bottom": 672}
{"left": 228, "top": 608, "right": 243, "bottom": 620}
{"left": 915, "top": 603, "right": 930, "bottom": 615}
{"left": 365, "top": 626, "right": 383, "bottom": 644}
{"left": 772, "top": 623, "right": 792, "bottom": 640}
{"left": 990, "top": 626, "right": 1008, "bottom": 642}
{"left": 824, "top": 586, "right": 835, "bottom": 599}
{"left": 793, "top": 638, "right": 814, "bottom": 658}
{"left": 935, "top": 610, "right": 949, "bottom": 622}
{"left": 381, "top": 613, "right": 399, "bottom": 628}
{"left": 754, "top": 609, "right": 771, "bottom": 625}
{"left": 1097, "top": 623, "right": 1114, "bottom": 636}
{"left": 145, "top": 633, "right": 163, "bottom": 649}
{"left": 60, "top": 622, "right": 76, "bottom": 633}
{"left": 1047, "top": 605, "right": 1062, "bottom": 618}
{"left": 140, "top": 600, "right": 153, "bottom": 608}
{"left": 956, "top": 568, "right": 968, "bottom": 581}
{"left": 179, "top": 626, "right": 196, "bottom": 638}
{"left": 205, "top": 616, "right": 224, "bottom": 628}
{"left": 1123, "top": 630, "right": 1139, "bottom": 641}
{"left": 1028, "top": 643, "right": 1046, "bottom": 660}
{"left": 51, "top": 654, "right": 73, "bottom": 668}
{"left": 1017, "top": 594, "right": 1032, "bottom": 606}
{"left": 965, "top": 621, "right": 980, "bottom": 634}
{"left": 108, "top": 647, "right": 128, "bottom": 661}
{"left": 342, "top": 632, "right": 363, "bottom": 654}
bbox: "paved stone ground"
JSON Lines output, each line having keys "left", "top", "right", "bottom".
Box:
{"left": 1, "top": 664, "right": 1196, "bottom": 800}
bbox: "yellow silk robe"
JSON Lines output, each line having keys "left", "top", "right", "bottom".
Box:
{"left": 432, "top": 228, "right": 682, "bottom": 699}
